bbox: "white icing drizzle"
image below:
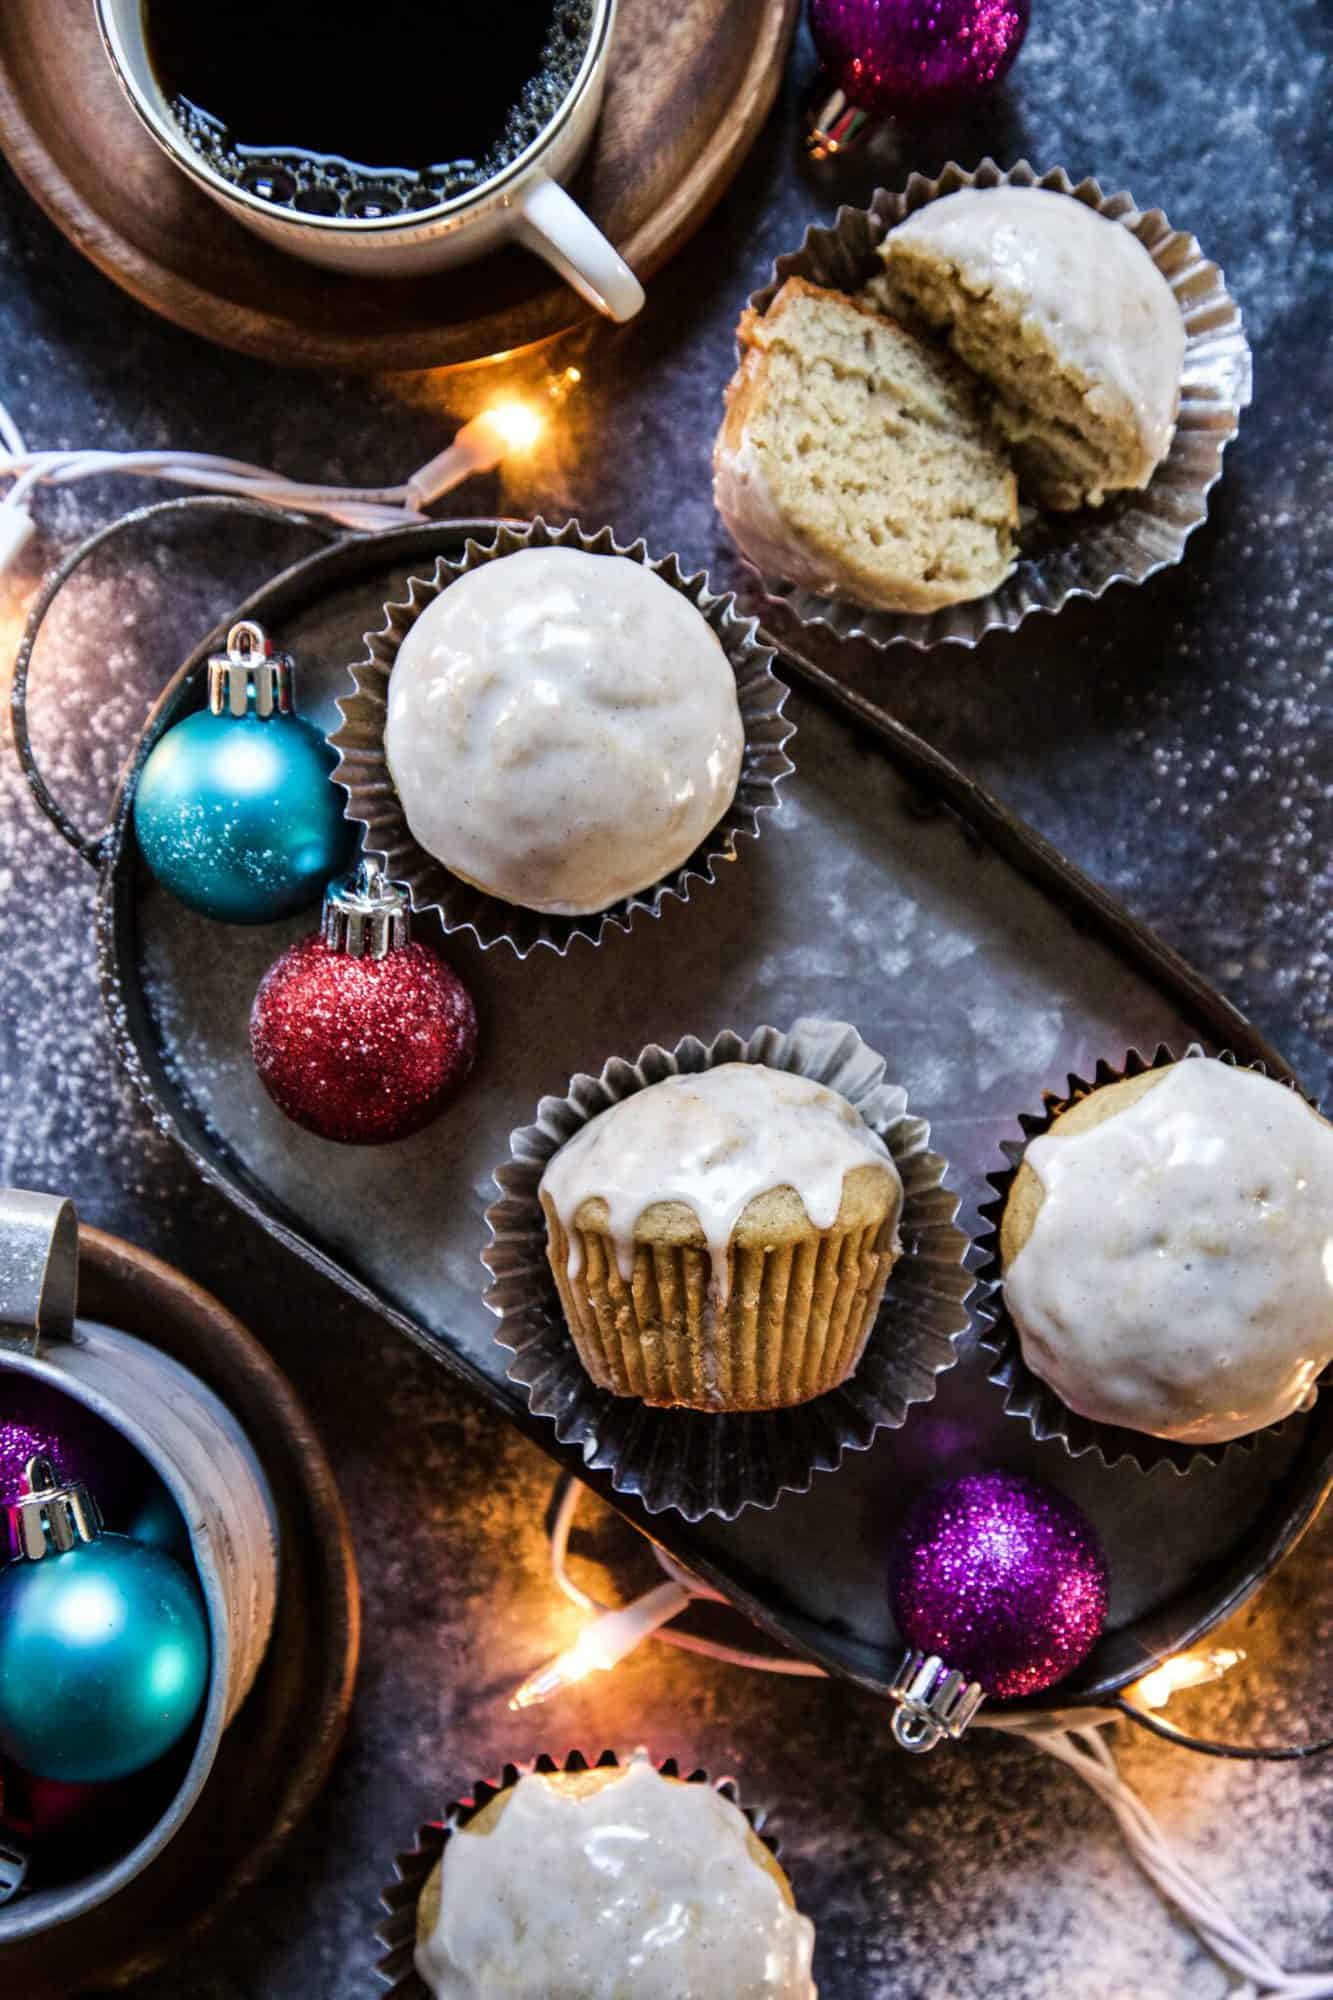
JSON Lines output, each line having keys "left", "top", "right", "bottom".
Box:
{"left": 889, "top": 186, "right": 1186, "bottom": 477}
{"left": 415, "top": 1756, "right": 818, "bottom": 2000}
{"left": 540, "top": 1063, "right": 901, "bottom": 1304}
{"left": 1005, "top": 1059, "right": 1333, "bottom": 1442}
{"left": 383, "top": 547, "right": 745, "bottom": 916}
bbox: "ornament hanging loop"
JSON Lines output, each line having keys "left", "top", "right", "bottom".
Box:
{"left": 0, "top": 1829, "right": 27, "bottom": 1909}
{"left": 207, "top": 618, "right": 295, "bottom": 718}
{"left": 804, "top": 84, "right": 871, "bottom": 161}
{"left": 6, "top": 1454, "right": 102, "bottom": 1562}
{"left": 889, "top": 1649, "right": 986, "bottom": 1754}
{"left": 0, "top": 1189, "right": 78, "bottom": 1359}
{"left": 322, "top": 856, "right": 411, "bottom": 959}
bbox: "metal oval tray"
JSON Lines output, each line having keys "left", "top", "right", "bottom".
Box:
{"left": 20, "top": 518, "right": 1331, "bottom": 1721}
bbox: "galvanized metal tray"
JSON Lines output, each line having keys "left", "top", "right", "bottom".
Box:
{"left": 16, "top": 513, "right": 1332, "bottom": 1721}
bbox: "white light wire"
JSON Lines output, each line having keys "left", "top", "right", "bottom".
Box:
{"left": 0, "top": 391, "right": 547, "bottom": 543}
{"left": 549, "top": 1477, "right": 1333, "bottom": 1998}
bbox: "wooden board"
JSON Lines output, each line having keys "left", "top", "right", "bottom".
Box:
{"left": 0, "top": 0, "right": 799, "bottom": 372}
{"left": 0, "top": 1225, "right": 360, "bottom": 1998}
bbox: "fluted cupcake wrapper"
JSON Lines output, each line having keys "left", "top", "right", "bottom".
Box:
{"left": 329, "top": 517, "right": 795, "bottom": 958}
{"left": 976, "top": 1044, "right": 1328, "bottom": 1475}
{"left": 374, "top": 1751, "right": 782, "bottom": 1997}
{"left": 483, "top": 1016, "right": 975, "bottom": 1521}
{"left": 734, "top": 157, "right": 1251, "bottom": 651}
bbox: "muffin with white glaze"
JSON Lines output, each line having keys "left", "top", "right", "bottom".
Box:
{"left": 383, "top": 545, "right": 746, "bottom": 917}
{"left": 866, "top": 186, "right": 1186, "bottom": 510}
{"left": 1000, "top": 1057, "right": 1333, "bottom": 1445}
{"left": 539, "top": 1063, "right": 904, "bottom": 1411}
{"left": 406, "top": 1755, "right": 817, "bottom": 2000}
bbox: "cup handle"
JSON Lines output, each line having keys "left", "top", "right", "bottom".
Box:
{"left": 513, "top": 175, "right": 645, "bottom": 322}
{"left": 0, "top": 1191, "right": 78, "bottom": 1356}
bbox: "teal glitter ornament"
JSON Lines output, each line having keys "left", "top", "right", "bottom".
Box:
{"left": 133, "top": 618, "right": 353, "bottom": 924}
{"left": 0, "top": 1457, "right": 209, "bottom": 1785}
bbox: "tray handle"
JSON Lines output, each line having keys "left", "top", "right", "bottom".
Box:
{"left": 10, "top": 496, "right": 343, "bottom": 866}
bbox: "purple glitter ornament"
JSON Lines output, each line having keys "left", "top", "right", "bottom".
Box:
{"left": 889, "top": 1470, "right": 1108, "bottom": 1700}
{"left": 809, "top": 0, "right": 1031, "bottom": 117}
{"left": 0, "top": 1379, "right": 143, "bottom": 1514}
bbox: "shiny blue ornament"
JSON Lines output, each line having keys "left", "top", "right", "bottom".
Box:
{"left": 133, "top": 618, "right": 352, "bottom": 924}
{"left": 0, "top": 1458, "right": 209, "bottom": 1785}
{"left": 127, "top": 1478, "right": 194, "bottom": 1565}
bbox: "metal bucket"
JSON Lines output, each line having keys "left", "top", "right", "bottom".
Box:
{"left": 0, "top": 1189, "right": 280, "bottom": 1939}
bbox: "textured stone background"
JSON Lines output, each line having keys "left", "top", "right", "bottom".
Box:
{"left": 0, "top": 1, "right": 1329, "bottom": 1994}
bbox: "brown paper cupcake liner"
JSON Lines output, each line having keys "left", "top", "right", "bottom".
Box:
{"left": 732, "top": 158, "right": 1251, "bottom": 651}
{"left": 330, "top": 517, "right": 795, "bottom": 957}
{"left": 543, "top": 1197, "right": 894, "bottom": 1411}
{"left": 976, "top": 1044, "right": 1329, "bottom": 1474}
{"left": 374, "top": 1750, "right": 783, "bottom": 1997}
{"left": 482, "top": 1016, "right": 975, "bottom": 1521}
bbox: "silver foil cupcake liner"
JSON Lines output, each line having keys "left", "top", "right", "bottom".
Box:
{"left": 330, "top": 517, "right": 795, "bottom": 957}
{"left": 733, "top": 157, "right": 1252, "bottom": 651}
{"left": 482, "top": 1015, "right": 974, "bottom": 1521}
{"left": 976, "top": 1045, "right": 1327, "bottom": 1474}
{"left": 374, "top": 1750, "right": 785, "bottom": 1996}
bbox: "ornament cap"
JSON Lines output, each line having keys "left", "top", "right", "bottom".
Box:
{"left": 206, "top": 619, "right": 295, "bottom": 718}
{"left": 6, "top": 1454, "right": 102, "bottom": 1563}
{"left": 321, "top": 856, "right": 411, "bottom": 959}
{"left": 0, "top": 1827, "right": 27, "bottom": 1908}
{"left": 889, "top": 1648, "right": 985, "bottom": 1754}
{"left": 804, "top": 82, "right": 871, "bottom": 160}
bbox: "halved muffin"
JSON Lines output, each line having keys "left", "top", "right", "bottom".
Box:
{"left": 869, "top": 187, "right": 1186, "bottom": 510}
{"left": 713, "top": 276, "right": 1018, "bottom": 613}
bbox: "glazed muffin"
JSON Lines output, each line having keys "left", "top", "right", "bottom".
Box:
{"left": 539, "top": 1063, "right": 904, "bottom": 1411}
{"left": 383, "top": 546, "right": 744, "bottom": 916}
{"left": 413, "top": 1756, "right": 817, "bottom": 1999}
{"left": 868, "top": 186, "right": 1186, "bottom": 510}
{"left": 1001, "top": 1058, "right": 1333, "bottom": 1443}
{"left": 713, "top": 276, "right": 1018, "bottom": 613}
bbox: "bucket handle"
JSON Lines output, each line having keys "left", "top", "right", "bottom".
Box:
{"left": 10, "top": 496, "right": 342, "bottom": 868}
{"left": 0, "top": 1190, "right": 78, "bottom": 1355}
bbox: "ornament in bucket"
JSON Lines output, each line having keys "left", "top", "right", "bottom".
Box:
{"left": 0, "top": 1189, "right": 279, "bottom": 1935}
{"left": 0, "top": 1456, "right": 209, "bottom": 1785}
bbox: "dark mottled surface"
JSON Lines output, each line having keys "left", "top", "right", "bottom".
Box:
{"left": 0, "top": 1, "right": 1330, "bottom": 1994}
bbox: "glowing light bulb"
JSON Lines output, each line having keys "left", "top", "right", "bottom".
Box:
{"left": 1132, "top": 1648, "right": 1245, "bottom": 1711}
{"left": 508, "top": 1580, "right": 690, "bottom": 1712}
{"left": 481, "top": 400, "right": 544, "bottom": 453}
{"left": 403, "top": 400, "right": 547, "bottom": 510}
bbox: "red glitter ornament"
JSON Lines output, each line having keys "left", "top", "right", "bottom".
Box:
{"left": 250, "top": 859, "right": 477, "bottom": 1145}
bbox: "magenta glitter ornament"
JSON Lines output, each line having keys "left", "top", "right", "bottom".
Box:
{"left": 889, "top": 1470, "right": 1108, "bottom": 1703}
{"left": 0, "top": 1379, "right": 142, "bottom": 1513}
{"left": 809, "top": 0, "right": 1031, "bottom": 117}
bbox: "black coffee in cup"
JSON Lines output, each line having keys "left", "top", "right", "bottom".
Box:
{"left": 142, "top": 0, "right": 595, "bottom": 220}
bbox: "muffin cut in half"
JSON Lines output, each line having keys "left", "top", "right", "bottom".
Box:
{"left": 713, "top": 276, "right": 1018, "bottom": 613}
{"left": 869, "top": 187, "right": 1186, "bottom": 511}
{"left": 539, "top": 1063, "right": 904, "bottom": 1411}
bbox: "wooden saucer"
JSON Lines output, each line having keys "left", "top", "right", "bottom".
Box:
{"left": 0, "top": 0, "right": 799, "bottom": 371}
{"left": 0, "top": 1225, "right": 359, "bottom": 1998}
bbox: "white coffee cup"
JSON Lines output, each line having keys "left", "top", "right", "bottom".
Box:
{"left": 93, "top": 0, "right": 645, "bottom": 321}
